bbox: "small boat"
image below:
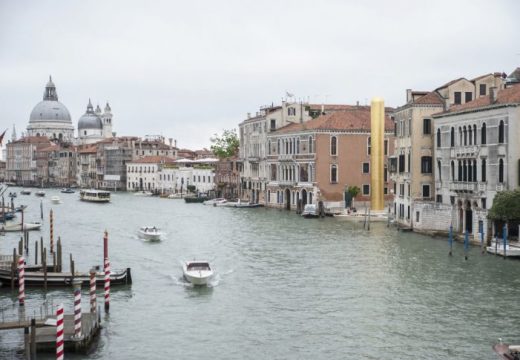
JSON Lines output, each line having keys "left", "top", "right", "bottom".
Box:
{"left": 0, "top": 212, "right": 15, "bottom": 221}
{"left": 184, "top": 196, "right": 209, "bottom": 203}
{"left": 138, "top": 226, "right": 162, "bottom": 241}
{"left": 79, "top": 189, "right": 110, "bottom": 203}
{"left": 51, "top": 196, "right": 62, "bottom": 204}
{"left": 493, "top": 341, "right": 520, "bottom": 359}
{"left": 222, "top": 200, "right": 263, "bottom": 208}
{"left": 134, "top": 191, "right": 153, "bottom": 196}
{"left": 486, "top": 243, "right": 520, "bottom": 257}
{"left": 61, "top": 188, "right": 75, "bottom": 194}
{"left": 9, "top": 192, "right": 17, "bottom": 198}
{"left": 0, "top": 222, "right": 42, "bottom": 232}
{"left": 301, "top": 204, "right": 319, "bottom": 218}
{"left": 15, "top": 205, "right": 27, "bottom": 212}
{"left": 20, "top": 190, "right": 31, "bottom": 195}
{"left": 167, "top": 193, "right": 182, "bottom": 199}
{"left": 203, "top": 198, "right": 227, "bottom": 206}
{"left": 183, "top": 261, "right": 214, "bottom": 286}
{"left": 35, "top": 190, "right": 46, "bottom": 197}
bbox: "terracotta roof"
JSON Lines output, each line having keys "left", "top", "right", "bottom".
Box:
{"left": 273, "top": 109, "right": 393, "bottom": 134}
{"left": 13, "top": 136, "right": 52, "bottom": 144}
{"left": 435, "top": 77, "right": 467, "bottom": 90}
{"left": 39, "top": 144, "right": 59, "bottom": 152}
{"left": 413, "top": 91, "right": 444, "bottom": 105}
{"left": 128, "top": 156, "right": 176, "bottom": 164}
{"left": 435, "top": 84, "right": 520, "bottom": 116}
{"left": 78, "top": 146, "right": 97, "bottom": 154}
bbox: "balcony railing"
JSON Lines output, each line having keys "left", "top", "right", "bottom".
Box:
{"left": 448, "top": 182, "right": 476, "bottom": 192}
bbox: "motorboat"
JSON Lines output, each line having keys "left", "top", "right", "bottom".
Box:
{"left": 486, "top": 243, "right": 520, "bottom": 257}
{"left": 203, "top": 198, "right": 227, "bottom": 206}
{"left": 493, "top": 341, "right": 520, "bottom": 359}
{"left": 0, "top": 222, "right": 42, "bottom": 232}
{"left": 79, "top": 189, "right": 110, "bottom": 203}
{"left": 138, "top": 226, "right": 162, "bottom": 241}
{"left": 20, "top": 190, "right": 31, "bottom": 195}
{"left": 51, "top": 196, "right": 62, "bottom": 204}
{"left": 0, "top": 212, "right": 15, "bottom": 221}
{"left": 35, "top": 190, "right": 46, "bottom": 197}
{"left": 182, "top": 261, "right": 214, "bottom": 286}
{"left": 9, "top": 192, "right": 17, "bottom": 198}
{"left": 167, "top": 193, "right": 182, "bottom": 199}
{"left": 61, "top": 188, "right": 75, "bottom": 194}
{"left": 134, "top": 191, "right": 153, "bottom": 196}
{"left": 221, "top": 200, "right": 263, "bottom": 208}
{"left": 302, "top": 204, "right": 319, "bottom": 218}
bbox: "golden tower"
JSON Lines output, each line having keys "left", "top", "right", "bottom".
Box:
{"left": 370, "top": 97, "right": 385, "bottom": 211}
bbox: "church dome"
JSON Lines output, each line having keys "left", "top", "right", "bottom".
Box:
{"left": 78, "top": 99, "right": 103, "bottom": 130}
{"left": 29, "top": 76, "right": 72, "bottom": 124}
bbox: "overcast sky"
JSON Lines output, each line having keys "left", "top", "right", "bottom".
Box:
{"left": 0, "top": 0, "right": 518, "bottom": 152}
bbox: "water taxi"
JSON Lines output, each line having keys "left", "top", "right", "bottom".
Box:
{"left": 79, "top": 189, "right": 111, "bottom": 203}
{"left": 138, "top": 226, "right": 162, "bottom": 241}
{"left": 183, "top": 261, "right": 214, "bottom": 286}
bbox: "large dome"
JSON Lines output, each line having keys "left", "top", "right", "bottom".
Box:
{"left": 29, "top": 100, "right": 72, "bottom": 123}
{"left": 78, "top": 99, "right": 103, "bottom": 130}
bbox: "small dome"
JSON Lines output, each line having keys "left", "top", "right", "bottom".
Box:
{"left": 78, "top": 100, "right": 103, "bottom": 130}
{"left": 29, "top": 100, "right": 72, "bottom": 123}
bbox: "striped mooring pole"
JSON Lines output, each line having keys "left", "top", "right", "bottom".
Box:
{"left": 50, "top": 209, "right": 54, "bottom": 254}
{"left": 56, "top": 303, "right": 64, "bottom": 360}
{"left": 73, "top": 280, "right": 82, "bottom": 339}
{"left": 90, "top": 268, "right": 97, "bottom": 313}
{"left": 104, "top": 258, "right": 110, "bottom": 313}
{"left": 448, "top": 224, "right": 453, "bottom": 256}
{"left": 18, "top": 257, "right": 25, "bottom": 306}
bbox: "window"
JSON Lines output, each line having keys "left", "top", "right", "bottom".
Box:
{"left": 499, "top": 120, "right": 505, "bottom": 143}
{"left": 270, "top": 119, "right": 276, "bottom": 130}
{"left": 450, "top": 127, "right": 455, "bottom": 147}
{"left": 482, "top": 198, "right": 487, "bottom": 209}
{"left": 408, "top": 153, "right": 411, "bottom": 172}
{"left": 465, "top": 92, "right": 472, "bottom": 103}
{"left": 362, "top": 184, "right": 370, "bottom": 195}
{"left": 399, "top": 183, "right": 404, "bottom": 197}
{"left": 288, "top": 107, "right": 296, "bottom": 116}
{"left": 436, "top": 195, "right": 442, "bottom": 203}
{"left": 479, "top": 84, "right": 486, "bottom": 96}
{"left": 454, "top": 92, "right": 461, "bottom": 104}
{"left": 330, "top": 136, "right": 337, "bottom": 155}
{"left": 330, "top": 165, "right": 337, "bottom": 183}
{"left": 423, "top": 118, "right": 431, "bottom": 135}
{"left": 308, "top": 137, "right": 313, "bottom": 153}
{"left": 389, "top": 157, "right": 397, "bottom": 172}
{"left": 384, "top": 139, "right": 388, "bottom": 155}
{"left": 362, "top": 162, "right": 370, "bottom": 173}
{"left": 499, "top": 159, "right": 504, "bottom": 183}
{"left": 416, "top": 211, "right": 420, "bottom": 223}
{"left": 481, "top": 123, "right": 486, "bottom": 144}
{"left": 421, "top": 156, "right": 432, "bottom": 173}
{"left": 451, "top": 161, "right": 455, "bottom": 180}
{"left": 398, "top": 154, "right": 405, "bottom": 173}
{"left": 367, "top": 137, "right": 371, "bottom": 155}
{"left": 473, "top": 125, "right": 477, "bottom": 145}
{"left": 437, "top": 160, "right": 442, "bottom": 181}
{"left": 436, "top": 129, "right": 441, "bottom": 147}
{"left": 422, "top": 184, "right": 430, "bottom": 198}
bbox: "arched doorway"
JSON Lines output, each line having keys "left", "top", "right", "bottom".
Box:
{"left": 285, "top": 189, "right": 291, "bottom": 210}
{"left": 309, "top": 192, "right": 313, "bottom": 204}
{"left": 458, "top": 200, "right": 463, "bottom": 233}
{"left": 465, "top": 200, "right": 473, "bottom": 233}
{"left": 301, "top": 189, "right": 307, "bottom": 206}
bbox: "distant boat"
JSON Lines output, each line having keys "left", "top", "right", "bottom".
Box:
{"left": 20, "top": 190, "right": 31, "bottom": 195}
{"left": 0, "top": 222, "right": 42, "bottom": 232}
{"left": 203, "top": 198, "right": 227, "bottom": 206}
{"left": 9, "top": 192, "right": 17, "bottom": 198}
{"left": 183, "top": 261, "right": 214, "bottom": 286}
{"left": 167, "top": 193, "right": 182, "bottom": 199}
{"left": 138, "top": 226, "right": 162, "bottom": 241}
{"left": 134, "top": 191, "right": 153, "bottom": 196}
{"left": 51, "top": 196, "right": 62, "bottom": 204}
{"left": 0, "top": 212, "right": 15, "bottom": 221}
{"left": 301, "top": 204, "right": 319, "bottom": 218}
{"left": 79, "top": 189, "right": 110, "bottom": 203}
{"left": 61, "top": 188, "right": 75, "bottom": 194}
{"left": 493, "top": 342, "right": 520, "bottom": 359}
{"left": 35, "top": 190, "right": 46, "bottom": 197}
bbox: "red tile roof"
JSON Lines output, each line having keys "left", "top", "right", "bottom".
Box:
{"left": 128, "top": 156, "right": 176, "bottom": 164}
{"left": 435, "top": 84, "right": 520, "bottom": 116}
{"left": 435, "top": 77, "right": 467, "bottom": 90}
{"left": 413, "top": 91, "right": 444, "bottom": 105}
{"left": 273, "top": 108, "right": 393, "bottom": 134}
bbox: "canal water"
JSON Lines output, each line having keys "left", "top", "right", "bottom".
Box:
{"left": 1, "top": 188, "right": 519, "bottom": 359}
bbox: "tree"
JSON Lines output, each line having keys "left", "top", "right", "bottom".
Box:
{"left": 210, "top": 129, "right": 239, "bottom": 159}
{"left": 346, "top": 186, "right": 360, "bottom": 209}
{"left": 488, "top": 190, "right": 520, "bottom": 222}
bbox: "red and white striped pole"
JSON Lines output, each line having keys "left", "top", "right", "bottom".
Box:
{"left": 73, "top": 280, "right": 82, "bottom": 339}
{"left": 50, "top": 209, "right": 54, "bottom": 254}
{"left": 90, "top": 268, "right": 97, "bottom": 313}
{"left": 18, "top": 257, "right": 25, "bottom": 306}
{"left": 104, "top": 258, "right": 110, "bottom": 313}
{"left": 56, "top": 303, "right": 64, "bottom": 360}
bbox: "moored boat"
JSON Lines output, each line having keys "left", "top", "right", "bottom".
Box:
{"left": 61, "top": 188, "right": 75, "bottom": 194}
{"left": 51, "top": 196, "right": 62, "bottom": 204}
{"left": 138, "top": 226, "right": 162, "bottom": 241}
{"left": 203, "top": 198, "right": 227, "bottom": 206}
{"left": 80, "top": 189, "right": 111, "bottom": 203}
{"left": 20, "top": 190, "right": 31, "bottom": 195}
{"left": 134, "top": 191, "right": 153, "bottom": 196}
{"left": 183, "top": 261, "right": 214, "bottom": 286}
{"left": 493, "top": 342, "right": 520, "bottom": 359}
{"left": 35, "top": 190, "right": 46, "bottom": 197}
{"left": 302, "top": 204, "right": 319, "bottom": 218}
{"left": 0, "top": 222, "right": 42, "bottom": 232}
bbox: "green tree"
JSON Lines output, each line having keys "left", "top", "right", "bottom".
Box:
{"left": 488, "top": 190, "right": 520, "bottom": 222}
{"left": 210, "top": 129, "right": 239, "bottom": 159}
{"left": 346, "top": 185, "right": 360, "bottom": 209}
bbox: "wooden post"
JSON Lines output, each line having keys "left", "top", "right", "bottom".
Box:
{"left": 30, "top": 318, "right": 36, "bottom": 360}
{"left": 53, "top": 252, "right": 56, "bottom": 273}
{"left": 11, "top": 248, "right": 16, "bottom": 290}
{"left": 49, "top": 209, "right": 54, "bottom": 254}
{"left": 70, "top": 254, "right": 74, "bottom": 282}
{"left": 43, "top": 250, "right": 47, "bottom": 291}
{"left": 40, "top": 236, "right": 44, "bottom": 265}
{"left": 24, "top": 326, "right": 30, "bottom": 360}
{"left": 104, "top": 258, "right": 110, "bottom": 313}
{"left": 57, "top": 237, "right": 62, "bottom": 273}
{"left": 18, "top": 238, "right": 23, "bottom": 256}
{"left": 35, "top": 240, "right": 38, "bottom": 266}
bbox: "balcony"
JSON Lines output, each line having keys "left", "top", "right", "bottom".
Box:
{"left": 278, "top": 179, "right": 297, "bottom": 186}
{"left": 278, "top": 154, "right": 294, "bottom": 161}
{"left": 450, "top": 146, "right": 478, "bottom": 158}
{"left": 448, "top": 182, "right": 476, "bottom": 192}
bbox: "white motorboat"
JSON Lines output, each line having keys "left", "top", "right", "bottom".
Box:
{"left": 167, "top": 193, "right": 182, "bottom": 199}
{"left": 51, "top": 196, "right": 62, "bottom": 204}
{"left": 138, "top": 226, "right": 162, "bottom": 241}
{"left": 302, "top": 204, "right": 319, "bottom": 218}
{"left": 203, "top": 198, "right": 227, "bottom": 206}
{"left": 486, "top": 243, "right": 520, "bottom": 257}
{"left": 35, "top": 190, "right": 46, "bottom": 197}
{"left": 80, "top": 189, "right": 110, "bottom": 203}
{"left": 1, "top": 222, "right": 42, "bottom": 232}
{"left": 182, "top": 261, "right": 214, "bottom": 286}
{"left": 134, "top": 191, "right": 153, "bottom": 196}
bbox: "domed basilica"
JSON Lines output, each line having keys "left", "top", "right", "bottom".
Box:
{"left": 26, "top": 76, "right": 113, "bottom": 145}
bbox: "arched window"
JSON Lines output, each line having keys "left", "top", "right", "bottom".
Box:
{"left": 473, "top": 125, "right": 477, "bottom": 145}
{"left": 473, "top": 160, "right": 477, "bottom": 182}
{"left": 481, "top": 158, "right": 486, "bottom": 182}
{"left": 499, "top": 120, "right": 505, "bottom": 143}
{"left": 450, "top": 127, "right": 455, "bottom": 147}
{"left": 308, "top": 136, "right": 313, "bottom": 153}
{"left": 451, "top": 161, "right": 455, "bottom": 181}
{"left": 330, "top": 136, "right": 337, "bottom": 156}
{"left": 463, "top": 160, "right": 467, "bottom": 181}
{"left": 499, "top": 159, "right": 504, "bottom": 183}
{"left": 436, "top": 128, "right": 441, "bottom": 148}
{"left": 458, "top": 161, "right": 462, "bottom": 181}
{"left": 463, "top": 126, "right": 467, "bottom": 146}
{"left": 330, "top": 164, "right": 338, "bottom": 183}
{"left": 468, "top": 126, "right": 472, "bottom": 145}
{"left": 437, "top": 160, "right": 442, "bottom": 181}
{"left": 268, "top": 140, "right": 271, "bottom": 155}
{"left": 481, "top": 123, "right": 487, "bottom": 145}
{"left": 296, "top": 138, "right": 300, "bottom": 154}
{"left": 459, "top": 127, "right": 462, "bottom": 146}
{"left": 277, "top": 139, "right": 280, "bottom": 154}
{"left": 468, "top": 161, "right": 472, "bottom": 182}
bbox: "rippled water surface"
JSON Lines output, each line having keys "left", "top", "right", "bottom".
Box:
{"left": 1, "top": 188, "right": 520, "bottom": 359}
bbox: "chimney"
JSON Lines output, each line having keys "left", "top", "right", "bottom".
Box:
{"left": 247, "top": 112, "right": 251, "bottom": 119}
{"left": 168, "top": 138, "right": 173, "bottom": 148}
{"left": 356, "top": 100, "right": 359, "bottom": 107}
{"left": 443, "top": 97, "right": 450, "bottom": 111}
{"left": 174, "top": 139, "right": 177, "bottom": 148}
{"left": 490, "top": 87, "right": 498, "bottom": 103}
{"left": 406, "top": 89, "right": 412, "bottom": 103}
